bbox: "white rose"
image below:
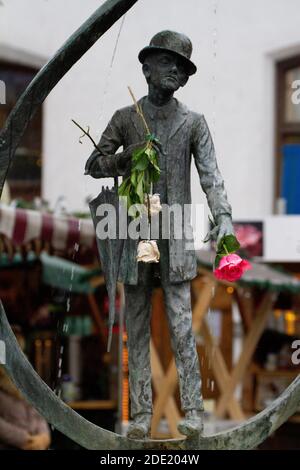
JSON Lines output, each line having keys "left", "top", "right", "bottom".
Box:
{"left": 136, "top": 240, "right": 160, "bottom": 263}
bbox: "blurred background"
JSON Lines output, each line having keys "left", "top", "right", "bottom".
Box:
{"left": 0, "top": 0, "right": 300, "bottom": 450}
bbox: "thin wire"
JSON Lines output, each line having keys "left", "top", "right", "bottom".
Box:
{"left": 84, "top": 13, "right": 126, "bottom": 195}
{"left": 98, "top": 14, "right": 126, "bottom": 124}
{"left": 110, "top": 15, "right": 126, "bottom": 68}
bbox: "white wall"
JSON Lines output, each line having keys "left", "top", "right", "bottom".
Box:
{"left": 1, "top": 0, "right": 300, "bottom": 220}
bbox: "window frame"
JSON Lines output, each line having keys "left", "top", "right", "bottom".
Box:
{"left": 275, "top": 55, "right": 300, "bottom": 211}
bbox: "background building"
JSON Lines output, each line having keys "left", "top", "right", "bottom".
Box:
{"left": 1, "top": 0, "right": 300, "bottom": 224}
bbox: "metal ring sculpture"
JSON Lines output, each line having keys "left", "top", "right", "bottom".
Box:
{"left": 0, "top": 0, "right": 299, "bottom": 450}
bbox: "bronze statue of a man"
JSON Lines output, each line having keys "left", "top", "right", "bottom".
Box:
{"left": 85, "top": 30, "right": 234, "bottom": 439}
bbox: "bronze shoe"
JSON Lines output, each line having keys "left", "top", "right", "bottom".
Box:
{"left": 177, "top": 409, "right": 204, "bottom": 437}
{"left": 126, "top": 413, "right": 152, "bottom": 440}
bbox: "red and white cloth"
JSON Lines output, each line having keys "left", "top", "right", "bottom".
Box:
{"left": 0, "top": 204, "right": 95, "bottom": 252}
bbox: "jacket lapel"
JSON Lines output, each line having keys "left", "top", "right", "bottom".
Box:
{"left": 130, "top": 97, "right": 189, "bottom": 140}
{"left": 169, "top": 101, "right": 189, "bottom": 139}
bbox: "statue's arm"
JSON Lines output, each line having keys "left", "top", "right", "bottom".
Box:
{"left": 192, "top": 113, "right": 234, "bottom": 243}
{"left": 84, "top": 110, "right": 130, "bottom": 178}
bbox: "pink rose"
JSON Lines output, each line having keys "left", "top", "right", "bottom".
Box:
{"left": 213, "top": 253, "right": 252, "bottom": 282}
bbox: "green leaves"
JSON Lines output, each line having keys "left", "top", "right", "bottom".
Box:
{"left": 218, "top": 234, "right": 240, "bottom": 254}
{"left": 215, "top": 234, "right": 240, "bottom": 268}
{"left": 136, "top": 173, "right": 144, "bottom": 202}
{"left": 118, "top": 142, "right": 161, "bottom": 216}
{"left": 149, "top": 166, "right": 161, "bottom": 183}
{"left": 133, "top": 154, "right": 148, "bottom": 171}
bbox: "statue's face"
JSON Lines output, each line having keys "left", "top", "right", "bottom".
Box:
{"left": 143, "top": 51, "right": 189, "bottom": 91}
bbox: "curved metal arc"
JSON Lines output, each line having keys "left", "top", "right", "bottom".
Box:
{"left": 1, "top": 302, "right": 300, "bottom": 450}
{"left": 0, "top": 303, "right": 126, "bottom": 450}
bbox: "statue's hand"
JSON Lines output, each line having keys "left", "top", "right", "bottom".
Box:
{"left": 123, "top": 140, "right": 162, "bottom": 161}
{"left": 84, "top": 140, "right": 161, "bottom": 177}
{"left": 204, "top": 214, "right": 234, "bottom": 245}
{"left": 216, "top": 214, "right": 235, "bottom": 246}
{"left": 123, "top": 141, "right": 148, "bottom": 158}
{"left": 115, "top": 143, "right": 141, "bottom": 173}
{"left": 116, "top": 141, "right": 153, "bottom": 174}
{"left": 84, "top": 149, "right": 99, "bottom": 175}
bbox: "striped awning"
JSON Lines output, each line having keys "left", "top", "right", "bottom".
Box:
{"left": 0, "top": 203, "right": 96, "bottom": 255}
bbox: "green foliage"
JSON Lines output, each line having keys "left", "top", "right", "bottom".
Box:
{"left": 218, "top": 234, "right": 240, "bottom": 254}
{"left": 118, "top": 139, "right": 161, "bottom": 216}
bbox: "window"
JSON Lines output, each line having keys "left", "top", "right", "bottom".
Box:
{"left": 0, "top": 61, "right": 42, "bottom": 201}
{"left": 275, "top": 56, "right": 300, "bottom": 214}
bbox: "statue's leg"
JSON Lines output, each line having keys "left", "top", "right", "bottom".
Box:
{"left": 124, "top": 263, "right": 154, "bottom": 420}
{"left": 161, "top": 279, "right": 204, "bottom": 413}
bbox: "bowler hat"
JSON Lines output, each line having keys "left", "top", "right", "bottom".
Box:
{"left": 138, "top": 30, "right": 197, "bottom": 76}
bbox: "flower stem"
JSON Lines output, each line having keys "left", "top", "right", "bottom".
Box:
{"left": 223, "top": 241, "right": 229, "bottom": 254}
{"left": 128, "top": 86, "right": 150, "bottom": 135}
{"left": 147, "top": 192, "right": 151, "bottom": 234}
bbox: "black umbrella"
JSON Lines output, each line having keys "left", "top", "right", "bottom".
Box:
{"left": 72, "top": 119, "right": 124, "bottom": 352}
{"left": 89, "top": 178, "right": 124, "bottom": 352}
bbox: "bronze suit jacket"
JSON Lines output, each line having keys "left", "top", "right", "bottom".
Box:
{"left": 86, "top": 96, "right": 232, "bottom": 285}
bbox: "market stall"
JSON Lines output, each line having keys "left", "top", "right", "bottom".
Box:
{"left": 0, "top": 203, "right": 96, "bottom": 258}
